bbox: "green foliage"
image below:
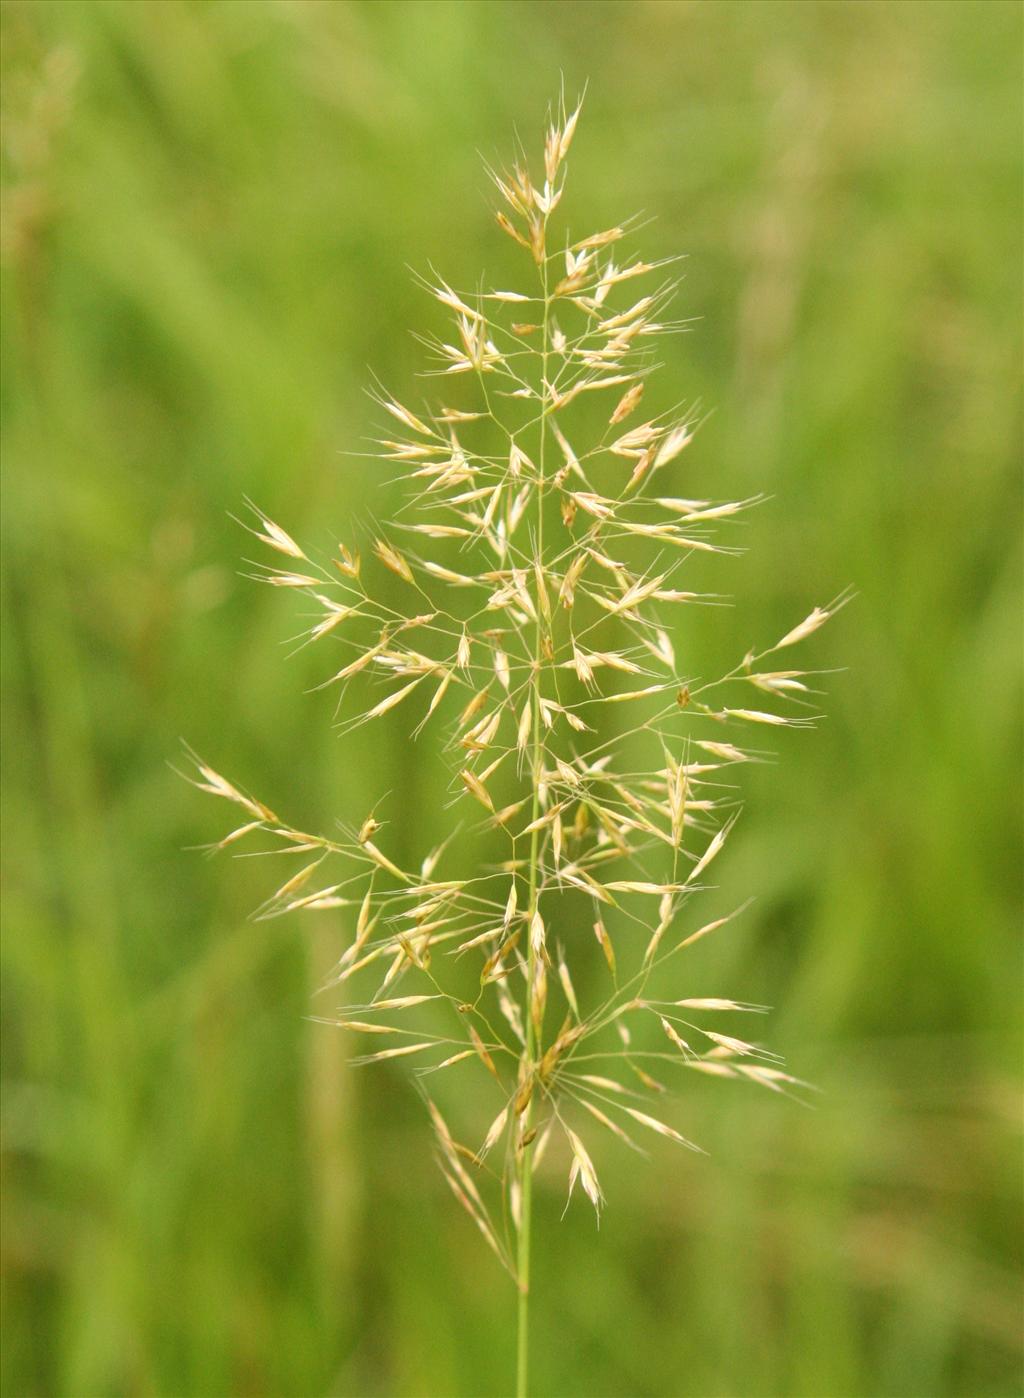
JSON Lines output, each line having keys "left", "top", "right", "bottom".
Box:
{"left": 2, "top": 3, "right": 1020, "bottom": 1396}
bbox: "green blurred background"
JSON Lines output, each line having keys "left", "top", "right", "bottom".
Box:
{"left": 2, "top": 2, "right": 1021, "bottom": 1395}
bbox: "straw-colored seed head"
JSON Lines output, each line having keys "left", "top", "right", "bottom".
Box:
{"left": 187, "top": 94, "right": 837, "bottom": 1304}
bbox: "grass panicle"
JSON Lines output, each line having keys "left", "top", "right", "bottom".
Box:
{"left": 188, "top": 94, "right": 843, "bottom": 1397}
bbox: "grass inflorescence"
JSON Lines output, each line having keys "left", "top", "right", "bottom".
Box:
{"left": 187, "top": 95, "right": 844, "bottom": 1397}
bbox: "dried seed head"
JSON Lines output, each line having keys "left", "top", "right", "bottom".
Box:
{"left": 188, "top": 94, "right": 837, "bottom": 1286}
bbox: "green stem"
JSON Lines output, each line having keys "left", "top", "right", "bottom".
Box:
{"left": 515, "top": 1187, "right": 531, "bottom": 1398}
{"left": 516, "top": 235, "right": 550, "bottom": 1398}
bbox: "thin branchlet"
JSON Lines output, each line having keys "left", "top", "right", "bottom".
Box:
{"left": 186, "top": 94, "right": 844, "bottom": 1392}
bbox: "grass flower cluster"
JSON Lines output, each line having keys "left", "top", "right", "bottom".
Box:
{"left": 188, "top": 96, "right": 843, "bottom": 1397}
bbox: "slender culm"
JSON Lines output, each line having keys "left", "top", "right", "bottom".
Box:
{"left": 187, "top": 95, "right": 844, "bottom": 1397}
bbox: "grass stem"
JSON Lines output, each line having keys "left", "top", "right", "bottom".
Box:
{"left": 517, "top": 228, "right": 551, "bottom": 1398}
